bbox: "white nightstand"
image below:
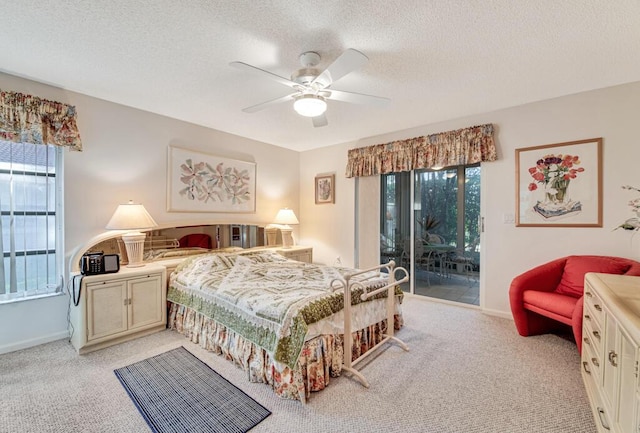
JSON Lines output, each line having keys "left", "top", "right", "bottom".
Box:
{"left": 274, "top": 246, "right": 313, "bottom": 263}
{"left": 69, "top": 264, "right": 167, "bottom": 354}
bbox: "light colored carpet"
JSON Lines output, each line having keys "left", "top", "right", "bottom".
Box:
{"left": 0, "top": 296, "right": 596, "bottom": 433}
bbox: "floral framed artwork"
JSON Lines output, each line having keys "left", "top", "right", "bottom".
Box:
{"left": 315, "top": 174, "right": 335, "bottom": 204}
{"left": 167, "top": 146, "right": 256, "bottom": 213}
{"left": 516, "top": 138, "right": 602, "bottom": 227}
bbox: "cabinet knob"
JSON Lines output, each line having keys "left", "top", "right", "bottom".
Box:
{"left": 591, "top": 357, "right": 599, "bottom": 367}
{"left": 583, "top": 336, "right": 591, "bottom": 346}
{"left": 582, "top": 361, "right": 591, "bottom": 375}
{"left": 594, "top": 304, "right": 602, "bottom": 312}
{"left": 608, "top": 350, "right": 618, "bottom": 367}
{"left": 584, "top": 314, "right": 591, "bottom": 321}
{"left": 585, "top": 291, "right": 593, "bottom": 297}
{"left": 592, "top": 330, "right": 601, "bottom": 340}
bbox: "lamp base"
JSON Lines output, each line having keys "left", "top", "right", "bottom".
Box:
{"left": 265, "top": 227, "right": 279, "bottom": 246}
{"left": 280, "top": 227, "right": 293, "bottom": 249}
{"left": 121, "top": 232, "right": 146, "bottom": 267}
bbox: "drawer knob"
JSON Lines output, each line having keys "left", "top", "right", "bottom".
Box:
{"left": 596, "top": 407, "right": 610, "bottom": 430}
{"left": 608, "top": 350, "right": 618, "bottom": 367}
{"left": 594, "top": 304, "right": 602, "bottom": 312}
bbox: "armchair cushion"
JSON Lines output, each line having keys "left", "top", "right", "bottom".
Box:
{"left": 556, "top": 256, "right": 630, "bottom": 297}
{"left": 523, "top": 291, "right": 577, "bottom": 325}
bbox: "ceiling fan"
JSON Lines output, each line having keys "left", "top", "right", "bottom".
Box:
{"left": 229, "top": 49, "right": 389, "bottom": 127}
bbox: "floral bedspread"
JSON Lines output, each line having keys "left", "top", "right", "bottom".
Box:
{"left": 167, "top": 249, "right": 397, "bottom": 368}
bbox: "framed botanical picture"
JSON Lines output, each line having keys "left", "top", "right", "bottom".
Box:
{"left": 516, "top": 137, "right": 602, "bottom": 227}
{"left": 315, "top": 174, "right": 335, "bottom": 204}
{"left": 167, "top": 146, "right": 256, "bottom": 213}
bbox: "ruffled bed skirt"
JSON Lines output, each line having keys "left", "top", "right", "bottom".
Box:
{"left": 167, "top": 302, "right": 403, "bottom": 403}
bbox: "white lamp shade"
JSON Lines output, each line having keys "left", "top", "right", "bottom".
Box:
{"left": 274, "top": 208, "right": 299, "bottom": 225}
{"left": 293, "top": 95, "right": 327, "bottom": 117}
{"left": 106, "top": 201, "right": 158, "bottom": 230}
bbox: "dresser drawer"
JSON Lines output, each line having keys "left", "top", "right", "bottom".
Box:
{"left": 583, "top": 305, "right": 603, "bottom": 358}
{"left": 584, "top": 281, "right": 605, "bottom": 326}
{"left": 581, "top": 337, "right": 602, "bottom": 383}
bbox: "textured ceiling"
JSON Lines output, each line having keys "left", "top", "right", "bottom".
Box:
{"left": 1, "top": 1, "right": 640, "bottom": 152}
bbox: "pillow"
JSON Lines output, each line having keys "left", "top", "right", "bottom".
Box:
{"left": 556, "top": 256, "right": 630, "bottom": 297}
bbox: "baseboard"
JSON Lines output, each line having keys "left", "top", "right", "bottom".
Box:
{"left": 403, "top": 293, "right": 513, "bottom": 319}
{"left": 481, "top": 308, "right": 513, "bottom": 320}
{"left": 0, "top": 330, "right": 69, "bottom": 355}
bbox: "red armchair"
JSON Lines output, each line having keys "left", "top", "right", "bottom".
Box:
{"left": 178, "top": 233, "right": 213, "bottom": 249}
{"left": 509, "top": 255, "right": 640, "bottom": 353}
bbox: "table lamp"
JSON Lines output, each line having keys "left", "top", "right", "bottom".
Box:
{"left": 273, "top": 208, "right": 299, "bottom": 249}
{"left": 106, "top": 200, "right": 158, "bottom": 267}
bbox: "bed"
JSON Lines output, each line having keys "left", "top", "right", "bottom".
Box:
{"left": 166, "top": 248, "right": 407, "bottom": 402}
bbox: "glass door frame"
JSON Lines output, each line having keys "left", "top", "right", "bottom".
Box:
{"left": 380, "top": 164, "right": 481, "bottom": 299}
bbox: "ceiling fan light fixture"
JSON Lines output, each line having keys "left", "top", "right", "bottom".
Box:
{"left": 293, "top": 94, "right": 327, "bottom": 117}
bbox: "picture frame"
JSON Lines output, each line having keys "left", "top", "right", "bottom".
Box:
{"left": 167, "top": 145, "right": 256, "bottom": 213}
{"left": 315, "top": 174, "right": 335, "bottom": 204}
{"left": 516, "top": 137, "right": 602, "bottom": 227}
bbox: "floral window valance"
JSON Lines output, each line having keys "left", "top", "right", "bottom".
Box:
{"left": 345, "top": 123, "right": 496, "bottom": 177}
{"left": 0, "top": 88, "right": 82, "bottom": 151}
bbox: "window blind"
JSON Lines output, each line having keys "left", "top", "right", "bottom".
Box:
{"left": 0, "top": 140, "right": 61, "bottom": 301}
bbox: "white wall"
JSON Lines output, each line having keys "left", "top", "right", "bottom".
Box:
{"left": 0, "top": 72, "right": 300, "bottom": 353}
{"left": 300, "top": 81, "right": 640, "bottom": 317}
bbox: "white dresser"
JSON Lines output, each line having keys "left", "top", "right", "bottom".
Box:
{"left": 582, "top": 273, "right": 640, "bottom": 433}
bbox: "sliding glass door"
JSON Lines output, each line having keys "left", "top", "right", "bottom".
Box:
{"left": 380, "top": 165, "right": 481, "bottom": 305}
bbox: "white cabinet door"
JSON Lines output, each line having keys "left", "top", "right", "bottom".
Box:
{"left": 603, "top": 312, "right": 619, "bottom": 411}
{"left": 615, "top": 329, "right": 638, "bottom": 433}
{"left": 86, "top": 280, "right": 128, "bottom": 341}
{"left": 128, "top": 274, "right": 163, "bottom": 331}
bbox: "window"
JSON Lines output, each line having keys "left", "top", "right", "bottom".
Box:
{"left": 0, "top": 140, "right": 63, "bottom": 302}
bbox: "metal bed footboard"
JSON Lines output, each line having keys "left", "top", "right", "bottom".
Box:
{"left": 330, "top": 260, "right": 409, "bottom": 388}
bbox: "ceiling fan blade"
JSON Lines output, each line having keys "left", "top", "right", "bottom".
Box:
{"left": 312, "top": 113, "right": 328, "bottom": 128}
{"left": 311, "top": 49, "right": 369, "bottom": 88}
{"left": 325, "top": 89, "right": 390, "bottom": 106}
{"left": 241, "top": 94, "right": 295, "bottom": 113}
{"left": 229, "top": 61, "right": 298, "bottom": 89}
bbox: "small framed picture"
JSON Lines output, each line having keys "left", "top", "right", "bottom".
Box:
{"left": 315, "top": 174, "right": 335, "bottom": 204}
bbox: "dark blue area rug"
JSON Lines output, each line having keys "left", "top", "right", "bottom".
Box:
{"left": 114, "top": 346, "right": 271, "bottom": 433}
